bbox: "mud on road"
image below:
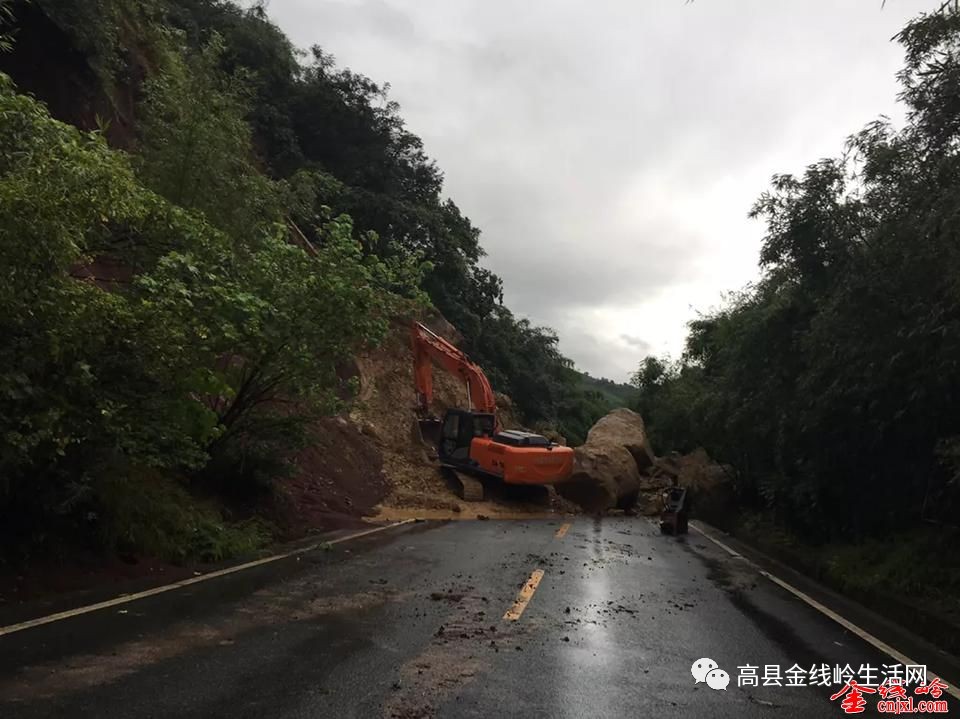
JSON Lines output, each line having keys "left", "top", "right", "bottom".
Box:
{"left": 1, "top": 518, "right": 953, "bottom": 718}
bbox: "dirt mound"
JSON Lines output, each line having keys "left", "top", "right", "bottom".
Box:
{"left": 636, "top": 475, "right": 673, "bottom": 516}
{"left": 351, "top": 316, "right": 468, "bottom": 444}
{"left": 654, "top": 448, "right": 727, "bottom": 487}
{"left": 416, "top": 306, "right": 463, "bottom": 345}
{"left": 348, "top": 318, "right": 467, "bottom": 511}
{"left": 274, "top": 416, "right": 387, "bottom": 533}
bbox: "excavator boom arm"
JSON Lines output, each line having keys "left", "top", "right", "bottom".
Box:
{"left": 411, "top": 322, "right": 497, "bottom": 416}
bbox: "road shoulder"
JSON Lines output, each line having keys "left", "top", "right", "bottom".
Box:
{"left": 692, "top": 520, "right": 960, "bottom": 691}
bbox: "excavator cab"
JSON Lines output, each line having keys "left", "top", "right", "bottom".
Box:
{"left": 439, "top": 410, "right": 496, "bottom": 464}
{"left": 434, "top": 408, "right": 572, "bottom": 501}
{"left": 438, "top": 408, "right": 573, "bottom": 486}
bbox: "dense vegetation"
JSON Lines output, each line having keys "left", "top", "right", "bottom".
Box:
{"left": 0, "top": 0, "right": 611, "bottom": 564}
{"left": 634, "top": 5, "right": 960, "bottom": 550}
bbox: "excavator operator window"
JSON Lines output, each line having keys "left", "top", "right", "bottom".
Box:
{"left": 440, "top": 411, "right": 494, "bottom": 462}
{"left": 452, "top": 412, "right": 474, "bottom": 460}
{"left": 440, "top": 412, "right": 462, "bottom": 460}
{"left": 440, "top": 411, "right": 473, "bottom": 461}
{"left": 472, "top": 413, "right": 496, "bottom": 437}
{"left": 442, "top": 413, "right": 460, "bottom": 440}
{"left": 459, "top": 414, "right": 475, "bottom": 443}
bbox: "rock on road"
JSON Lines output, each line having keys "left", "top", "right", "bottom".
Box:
{"left": 0, "top": 518, "right": 954, "bottom": 718}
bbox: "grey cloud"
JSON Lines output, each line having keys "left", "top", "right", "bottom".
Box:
{"left": 558, "top": 325, "right": 636, "bottom": 380}
{"left": 488, "top": 225, "right": 700, "bottom": 325}
{"left": 270, "top": 0, "right": 420, "bottom": 45}
{"left": 266, "top": 0, "right": 919, "bottom": 377}
{"left": 620, "top": 334, "right": 652, "bottom": 354}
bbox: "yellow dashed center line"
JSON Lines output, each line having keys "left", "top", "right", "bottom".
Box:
{"left": 503, "top": 569, "right": 545, "bottom": 621}
{"left": 502, "top": 521, "right": 569, "bottom": 622}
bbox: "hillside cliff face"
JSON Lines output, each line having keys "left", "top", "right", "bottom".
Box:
{"left": 0, "top": 1, "right": 154, "bottom": 147}
{"left": 2, "top": 0, "right": 621, "bottom": 443}
{"left": 0, "top": 0, "right": 622, "bottom": 569}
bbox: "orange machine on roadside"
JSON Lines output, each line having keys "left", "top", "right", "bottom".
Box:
{"left": 411, "top": 321, "right": 574, "bottom": 500}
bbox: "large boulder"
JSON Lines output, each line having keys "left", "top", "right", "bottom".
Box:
{"left": 558, "top": 443, "right": 641, "bottom": 512}
{"left": 585, "top": 408, "right": 656, "bottom": 471}
{"left": 556, "top": 408, "right": 655, "bottom": 512}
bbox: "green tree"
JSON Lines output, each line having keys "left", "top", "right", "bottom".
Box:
{"left": 0, "top": 71, "right": 223, "bottom": 554}
{"left": 0, "top": 0, "right": 15, "bottom": 52}
{"left": 0, "top": 67, "right": 421, "bottom": 558}
{"left": 137, "top": 34, "right": 282, "bottom": 243}
{"left": 635, "top": 2, "right": 960, "bottom": 540}
{"left": 137, "top": 212, "right": 423, "bottom": 493}
{"left": 154, "top": 2, "right": 585, "bottom": 431}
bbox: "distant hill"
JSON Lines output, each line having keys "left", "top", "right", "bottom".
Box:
{"left": 576, "top": 371, "right": 637, "bottom": 408}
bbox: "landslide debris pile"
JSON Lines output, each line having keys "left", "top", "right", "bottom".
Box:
{"left": 280, "top": 311, "right": 573, "bottom": 526}
{"left": 557, "top": 408, "right": 730, "bottom": 516}
{"left": 349, "top": 315, "right": 468, "bottom": 513}
{"left": 652, "top": 448, "right": 734, "bottom": 522}
{"left": 274, "top": 314, "right": 469, "bottom": 529}
{"left": 347, "top": 313, "right": 534, "bottom": 517}
{"left": 280, "top": 340, "right": 732, "bottom": 528}
{"left": 276, "top": 416, "right": 387, "bottom": 532}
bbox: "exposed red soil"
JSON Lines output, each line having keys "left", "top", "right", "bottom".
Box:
{"left": 0, "top": 419, "right": 386, "bottom": 605}
{"left": 273, "top": 415, "right": 388, "bottom": 534}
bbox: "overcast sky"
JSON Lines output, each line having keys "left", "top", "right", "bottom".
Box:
{"left": 264, "top": 0, "right": 923, "bottom": 381}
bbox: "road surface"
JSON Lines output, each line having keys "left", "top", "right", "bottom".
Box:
{"left": 0, "top": 518, "right": 954, "bottom": 717}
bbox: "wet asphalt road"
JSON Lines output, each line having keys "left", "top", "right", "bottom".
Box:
{"left": 0, "top": 517, "right": 954, "bottom": 718}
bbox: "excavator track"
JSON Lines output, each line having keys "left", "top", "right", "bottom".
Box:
{"left": 443, "top": 467, "right": 485, "bottom": 501}
{"left": 455, "top": 470, "right": 485, "bottom": 502}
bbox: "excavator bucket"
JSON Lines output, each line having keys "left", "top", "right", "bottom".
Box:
{"left": 413, "top": 417, "right": 442, "bottom": 460}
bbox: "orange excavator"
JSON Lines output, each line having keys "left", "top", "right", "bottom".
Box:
{"left": 411, "top": 321, "right": 574, "bottom": 501}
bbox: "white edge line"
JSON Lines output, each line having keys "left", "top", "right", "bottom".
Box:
{"left": 691, "top": 522, "right": 960, "bottom": 700}
{"left": 0, "top": 519, "right": 417, "bottom": 638}
{"left": 690, "top": 525, "right": 742, "bottom": 558}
